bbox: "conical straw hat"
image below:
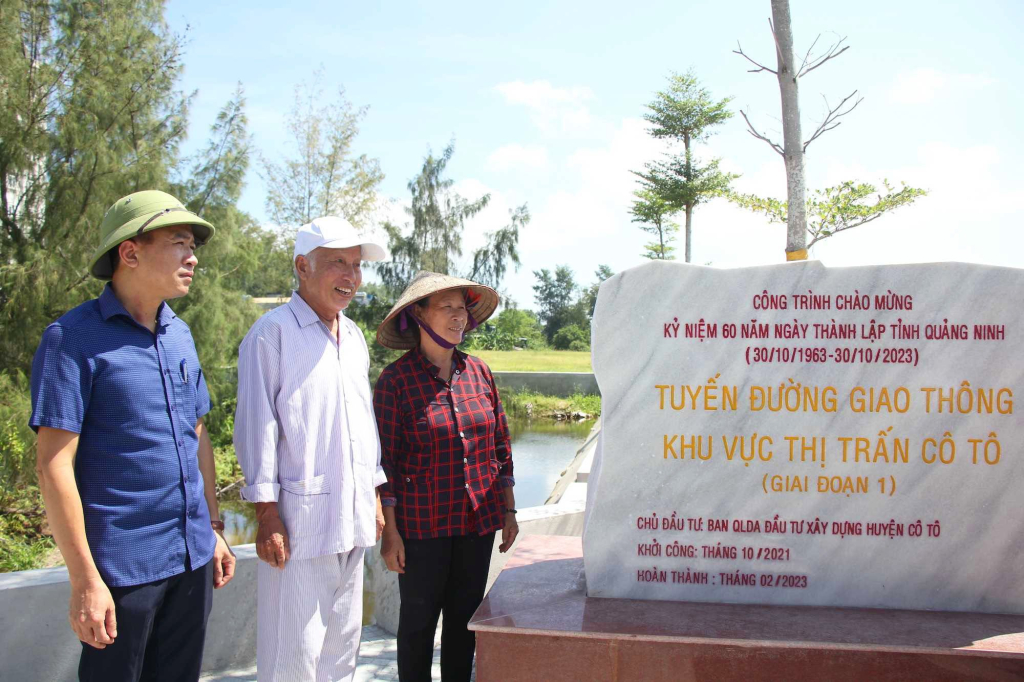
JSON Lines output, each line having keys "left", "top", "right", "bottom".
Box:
{"left": 376, "top": 271, "right": 499, "bottom": 350}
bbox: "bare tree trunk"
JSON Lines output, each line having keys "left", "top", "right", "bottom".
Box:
{"left": 684, "top": 205, "right": 693, "bottom": 263}
{"left": 658, "top": 217, "right": 666, "bottom": 259}
{"left": 683, "top": 132, "right": 693, "bottom": 263}
{"left": 771, "top": 0, "right": 807, "bottom": 260}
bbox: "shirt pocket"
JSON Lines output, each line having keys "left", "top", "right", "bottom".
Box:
{"left": 279, "top": 474, "right": 332, "bottom": 538}
{"left": 396, "top": 471, "right": 433, "bottom": 524}
{"left": 403, "top": 399, "right": 445, "bottom": 466}
{"left": 454, "top": 391, "right": 495, "bottom": 442}
{"left": 170, "top": 369, "right": 199, "bottom": 429}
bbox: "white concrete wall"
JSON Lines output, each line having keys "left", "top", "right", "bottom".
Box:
{"left": 0, "top": 545, "right": 259, "bottom": 681}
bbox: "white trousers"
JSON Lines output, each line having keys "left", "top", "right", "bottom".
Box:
{"left": 257, "top": 548, "right": 365, "bottom": 682}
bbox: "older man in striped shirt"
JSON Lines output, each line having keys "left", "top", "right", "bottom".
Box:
{"left": 234, "top": 216, "right": 388, "bottom": 682}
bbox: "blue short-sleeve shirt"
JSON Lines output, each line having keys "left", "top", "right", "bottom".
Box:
{"left": 30, "top": 284, "right": 216, "bottom": 587}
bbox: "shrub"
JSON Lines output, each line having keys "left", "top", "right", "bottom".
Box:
{"left": 0, "top": 371, "right": 37, "bottom": 500}
{"left": 464, "top": 325, "right": 515, "bottom": 351}
{"left": 552, "top": 323, "right": 590, "bottom": 351}
{"left": 492, "top": 308, "right": 547, "bottom": 349}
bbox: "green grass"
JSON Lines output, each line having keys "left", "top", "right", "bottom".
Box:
{"left": 502, "top": 390, "right": 601, "bottom": 418}
{"left": 0, "top": 488, "right": 56, "bottom": 572}
{"left": 471, "top": 350, "right": 592, "bottom": 372}
{"left": 0, "top": 533, "right": 55, "bottom": 572}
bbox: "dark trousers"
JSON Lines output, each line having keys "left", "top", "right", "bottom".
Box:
{"left": 397, "top": 532, "right": 496, "bottom": 682}
{"left": 79, "top": 560, "right": 213, "bottom": 682}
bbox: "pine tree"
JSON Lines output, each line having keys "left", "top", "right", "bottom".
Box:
{"left": 376, "top": 142, "right": 529, "bottom": 297}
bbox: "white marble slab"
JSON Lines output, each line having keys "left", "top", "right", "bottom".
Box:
{"left": 582, "top": 260, "right": 1024, "bottom": 614}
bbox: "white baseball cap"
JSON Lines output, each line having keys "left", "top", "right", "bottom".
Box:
{"left": 293, "top": 216, "right": 388, "bottom": 262}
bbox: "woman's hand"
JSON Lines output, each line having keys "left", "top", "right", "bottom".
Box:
{"left": 499, "top": 512, "right": 519, "bottom": 553}
{"left": 381, "top": 528, "right": 406, "bottom": 573}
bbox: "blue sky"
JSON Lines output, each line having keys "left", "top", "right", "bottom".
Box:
{"left": 167, "top": 0, "right": 1024, "bottom": 308}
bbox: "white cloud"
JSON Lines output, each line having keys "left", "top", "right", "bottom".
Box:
{"left": 486, "top": 144, "right": 549, "bottom": 172}
{"left": 805, "top": 140, "right": 1021, "bottom": 266}
{"left": 493, "top": 80, "right": 598, "bottom": 135}
{"left": 888, "top": 68, "right": 995, "bottom": 105}
{"left": 494, "top": 80, "right": 594, "bottom": 108}
{"left": 520, "top": 117, "right": 663, "bottom": 252}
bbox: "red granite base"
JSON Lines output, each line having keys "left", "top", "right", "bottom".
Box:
{"left": 469, "top": 536, "right": 1024, "bottom": 682}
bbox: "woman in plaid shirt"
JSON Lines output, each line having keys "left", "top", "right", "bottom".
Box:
{"left": 374, "top": 272, "right": 519, "bottom": 682}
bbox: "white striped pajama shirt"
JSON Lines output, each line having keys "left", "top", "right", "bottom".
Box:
{"left": 234, "top": 292, "right": 386, "bottom": 681}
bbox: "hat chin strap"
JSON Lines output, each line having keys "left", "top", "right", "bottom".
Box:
{"left": 399, "top": 306, "right": 479, "bottom": 350}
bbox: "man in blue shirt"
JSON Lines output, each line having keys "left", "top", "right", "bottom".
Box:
{"left": 31, "top": 190, "right": 236, "bottom": 682}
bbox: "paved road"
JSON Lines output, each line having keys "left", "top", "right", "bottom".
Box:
{"left": 200, "top": 624, "right": 451, "bottom": 682}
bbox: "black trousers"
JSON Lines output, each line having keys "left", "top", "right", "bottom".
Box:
{"left": 79, "top": 560, "right": 213, "bottom": 682}
{"left": 397, "top": 532, "right": 496, "bottom": 682}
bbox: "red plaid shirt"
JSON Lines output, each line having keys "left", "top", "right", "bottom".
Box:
{"left": 374, "top": 348, "right": 514, "bottom": 539}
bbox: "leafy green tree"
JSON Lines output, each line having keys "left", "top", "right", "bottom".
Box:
{"left": 580, "top": 265, "right": 614, "bottom": 319}
{"left": 631, "top": 188, "right": 678, "bottom": 260}
{"left": 376, "top": 141, "right": 530, "bottom": 296}
{"left": 632, "top": 70, "right": 735, "bottom": 263}
{"left": 492, "top": 308, "right": 546, "bottom": 349}
{"left": 0, "top": 0, "right": 214, "bottom": 568}
{"left": 552, "top": 324, "right": 589, "bottom": 351}
{"left": 1, "top": 0, "right": 192, "bottom": 376}
{"left": 733, "top": 0, "right": 925, "bottom": 256}
{"left": 532, "top": 265, "right": 588, "bottom": 343}
{"left": 729, "top": 181, "right": 926, "bottom": 249}
{"left": 262, "top": 69, "right": 383, "bottom": 230}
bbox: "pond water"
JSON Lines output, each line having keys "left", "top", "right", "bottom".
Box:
{"left": 220, "top": 416, "right": 595, "bottom": 546}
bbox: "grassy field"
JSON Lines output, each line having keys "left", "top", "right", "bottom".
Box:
{"left": 471, "top": 350, "right": 593, "bottom": 372}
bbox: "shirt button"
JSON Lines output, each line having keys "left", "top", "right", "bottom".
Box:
{"left": 405, "top": 477, "right": 411, "bottom": 482}
{"left": 465, "top": 483, "right": 470, "bottom": 489}
{"left": 454, "top": 406, "right": 459, "bottom": 412}
{"left": 459, "top": 431, "right": 465, "bottom": 437}
{"left": 464, "top": 457, "right": 468, "bottom": 464}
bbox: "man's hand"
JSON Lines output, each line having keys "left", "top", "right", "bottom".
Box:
{"left": 499, "top": 513, "right": 520, "bottom": 553}
{"left": 212, "top": 532, "right": 236, "bottom": 588}
{"left": 375, "top": 495, "right": 385, "bottom": 542}
{"left": 255, "top": 503, "right": 290, "bottom": 569}
{"left": 380, "top": 528, "right": 405, "bottom": 574}
{"left": 69, "top": 576, "right": 117, "bottom": 649}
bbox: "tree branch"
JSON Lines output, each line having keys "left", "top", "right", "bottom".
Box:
{"left": 217, "top": 477, "right": 246, "bottom": 497}
{"left": 733, "top": 41, "right": 777, "bottom": 75}
{"left": 798, "top": 36, "right": 850, "bottom": 78}
{"left": 740, "top": 110, "right": 784, "bottom": 156}
{"left": 798, "top": 34, "right": 822, "bottom": 76}
{"left": 55, "top": 247, "right": 91, "bottom": 292}
{"left": 807, "top": 213, "right": 881, "bottom": 247}
{"left": 803, "top": 90, "right": 863, "bottom": 152}
{"left": 768, "top": 17, "right": 784, "bottom": 69}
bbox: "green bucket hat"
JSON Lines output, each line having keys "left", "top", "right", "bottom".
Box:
{"left": 88, "top": 190, "right": 215, "bottom": 280}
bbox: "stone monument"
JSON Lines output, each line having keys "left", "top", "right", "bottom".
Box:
{"left": 470, "top": 260, "right": 1024, "bottom": 681}
{"left": 583, "top": 260, "right": 1023, "bottom": 614}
